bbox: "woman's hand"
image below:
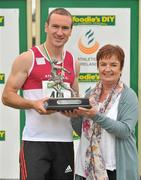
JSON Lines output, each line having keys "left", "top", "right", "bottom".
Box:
{"left": 75, "top": 107, "right": 98, "bottom": 118}
{"left": 61, "top": 109, "right": 80, "bottom": 118}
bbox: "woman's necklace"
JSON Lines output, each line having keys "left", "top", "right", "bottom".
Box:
{"left": 100, "top": 80, "right": 120, "bottom": 112}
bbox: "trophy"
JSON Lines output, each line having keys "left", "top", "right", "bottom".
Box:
{"left": 44, "top": 59, "right": 91, "bottom": 110}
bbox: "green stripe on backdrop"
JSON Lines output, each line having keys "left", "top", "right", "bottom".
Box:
{"left": 40, "top": 0, "right": 139, "bottom": 144}
{"left": 0, "top": 0, "right": 27, "bottom": 143}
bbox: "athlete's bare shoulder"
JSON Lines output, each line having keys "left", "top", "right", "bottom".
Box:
{"left": 12, "top": 49, "right": 33, "bottom": 73}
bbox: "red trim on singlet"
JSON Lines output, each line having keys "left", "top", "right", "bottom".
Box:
{"left": 22, "top": 46, "right": 75, "bottom": 90}
{"left": 19, "top": 142, "right": 27, "bottom": 180}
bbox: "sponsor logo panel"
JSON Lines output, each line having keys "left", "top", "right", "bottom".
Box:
{"left": 0, "top": 73, "right": 5, "bottom": 84}
{"left": 73, "top": 15, "right": 115, "bottom": 25}
{"left": 79, "top": 73, "right": 99, "bottom": 82}
{"left": 0, "top": 16, "right": 4, "bottom": 26}
{"left": 0, "top": 131, "right": 5, "bottom": 141}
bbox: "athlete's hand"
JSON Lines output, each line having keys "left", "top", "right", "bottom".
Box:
{"left": 32, "top": 98, "right": 56, "bottom": 115}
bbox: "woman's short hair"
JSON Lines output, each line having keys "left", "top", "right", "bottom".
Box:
{"left": 96, "top": 44, "right": 125, "bottom": 70}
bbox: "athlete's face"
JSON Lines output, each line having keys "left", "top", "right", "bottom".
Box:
{"left": 45, "top": 13, "right": 72, "bottom": 48}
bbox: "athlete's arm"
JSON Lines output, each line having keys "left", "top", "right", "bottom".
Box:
{"left": 1, "top": 51, "right": 53, "bottom": 114}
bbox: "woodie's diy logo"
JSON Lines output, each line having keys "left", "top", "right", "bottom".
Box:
{"left": 0, "top": 16, "right": 4, "bottom": 26}
{"left": 0, "top": 73, "right": 5, "bottom": 84}
{"left": 73, "top": 15, "right": 115, "bottom": 25}
{"left": 79, "top": 73, "right": 99, "bottom": 82}
{"left": 0, "top": 131, "right": 5, "bottom": 141}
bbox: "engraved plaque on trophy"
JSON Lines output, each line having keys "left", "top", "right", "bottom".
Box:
{"left": 44, "top": 97, "right": 91, "bottom": 110}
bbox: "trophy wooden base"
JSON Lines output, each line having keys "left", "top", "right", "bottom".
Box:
{"left": 44, "top": 97, "right": 91, "bottom": 110}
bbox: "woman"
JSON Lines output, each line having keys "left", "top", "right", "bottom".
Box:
{"left": 71, "top": 44, "right": 139, "bottom": 180}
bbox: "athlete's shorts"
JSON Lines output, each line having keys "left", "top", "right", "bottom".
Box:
{"left": 20, "top": 141, "right": 74, "bottom": 180}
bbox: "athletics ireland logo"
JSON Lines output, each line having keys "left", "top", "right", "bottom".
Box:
{"left": 78, "top": 29, "right": 99, "bottom": 54}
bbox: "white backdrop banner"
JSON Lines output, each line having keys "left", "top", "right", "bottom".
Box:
{"left": 0, "top": 9, "right": 19, "bottom": 179}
